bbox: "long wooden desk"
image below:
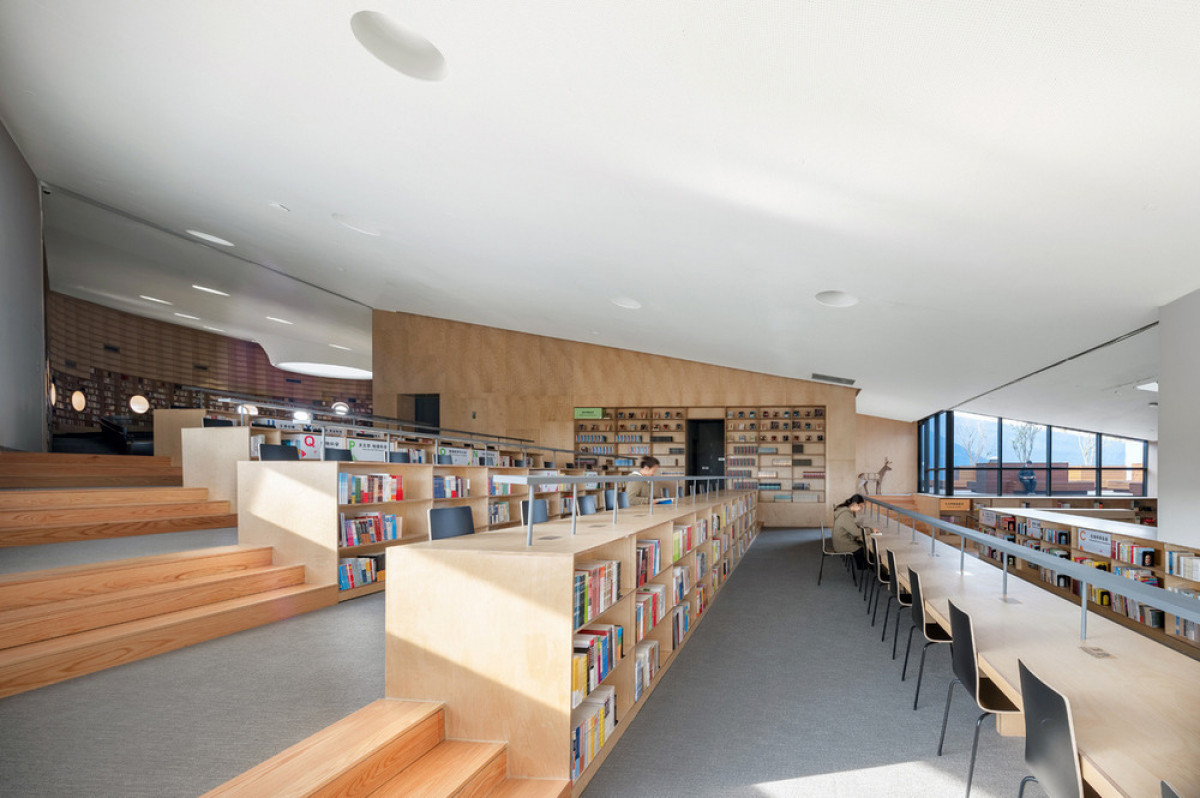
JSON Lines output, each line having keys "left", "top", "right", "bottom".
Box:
{"left": 871, "top": 517, "right": 1199, "bottom": 798}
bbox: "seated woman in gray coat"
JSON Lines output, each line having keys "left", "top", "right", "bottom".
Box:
{"left": 832, "top": 493, "right": 870, "bottom": 570}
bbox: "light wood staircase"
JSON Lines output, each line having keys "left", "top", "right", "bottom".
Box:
{"left": 0, "top": 452, "right": 185, "bottom": 488}
{"left": 0, "top": 545, "right": 336, "bottom": 699}
{"left": 203, "top": 699, "right": 570, "bottom": 798}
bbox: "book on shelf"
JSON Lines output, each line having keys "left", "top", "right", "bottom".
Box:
{"left": 671, "top": 604, "right": 690, "bottom": 645}
{"left": 337, "top": 554, "right": 385, "bottom": 590}
{"left": 633, "top": 640, "right": 660, "bottom": 702}
{"left": 635, "top": 539, "right": 661, "bottom": 587}
{"left": 574, "top": 560, "right": 621, "bottom": 628}
{"left": 634, "top": 584, "right": 668, "bottom": 640}
{"left": 572, "top": 624, "right": 624, "bottom": 707}
{"left": 672, "top": 566, "right": 691, "bottom": 603}
{"left": 338, "top": 472, "right": 403, "bottom": 504}
{"left": 1113, "top": 541, "right": 1156, "bottom": 567}
{"left": 1166, "top": 550, "right": 1200, "bottom": 580}
{"left": 570, "top": 684, "right": 616, "bottom": 780}
{"left": 339, "top": 512, "right": 401, "bottom": 547}
{"left": 487, "top": 502, "right": 511, "bottom": 525}
{"left": 432, "top": 475, "right": 469, "bottom": 499}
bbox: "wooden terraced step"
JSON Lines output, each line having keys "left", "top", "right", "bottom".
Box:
{"left": 0, "top": 545, "right": 276, "bottom": 610}
{"left": 486, "top": 778, "right": 572, "bottom": 798}
{"left": 0, "top": 453, "right": 175, "bottom": 465}
{"left": 0, "top": 581, "right": 336, "bottom": 699}
{"left": 369, "top": 739, "right": 507, "bottom": 797}
{"left": 0, "top": 453, "right": 183, "bottom": 489}
{"left": 0, "top": 486, "right": 212, "bottom": 510}
{"left": 0, "top": 508, "right": 239, "bottom": 547}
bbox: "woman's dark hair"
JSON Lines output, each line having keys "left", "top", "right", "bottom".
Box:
{"left": 639, "top": 455, "right": 660, "bottom": 470}
{"left": 836, "top": 493, "right": 866, "bottom": 509}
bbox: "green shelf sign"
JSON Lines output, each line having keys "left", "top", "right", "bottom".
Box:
{"left": 574, "top": 407, "right": 604, "bottom": 420}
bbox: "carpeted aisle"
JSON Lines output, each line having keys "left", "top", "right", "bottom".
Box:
{"left": 582, "top": 527, "right": 1035, "bottom": 798}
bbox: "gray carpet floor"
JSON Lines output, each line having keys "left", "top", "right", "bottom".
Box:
{"left": 0, "top": 527, "right": 1038, "bottom": 797}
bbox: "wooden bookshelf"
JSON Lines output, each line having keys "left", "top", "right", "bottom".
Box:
{"left": 973, "top": 507, "right": 1200, "bottom": 657}
{"left": 725, "top": 405, "right": 826, "bottom": 512}
{"left": 384, "top": 490, "right": 759, "bottom": 794}
{"left": 574, "top": 406, "right": 688, "bottom": 475}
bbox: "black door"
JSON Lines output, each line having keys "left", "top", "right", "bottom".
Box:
{"left": 687, "top": 419, "right": 725, "bottom": 495}
{"left": 413, "top": 394, "right": 440, "bottom": 434}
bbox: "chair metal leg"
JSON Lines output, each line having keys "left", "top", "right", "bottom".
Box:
{"left": 872, "top": 583, "right": 884, "bottom": 625}
{"left": 937, "top": 677, "right": 960, "bottom": 755}
{"left": 849, "top": 561, "right": 859, "bottom": 587}
{"left": 901, "top": 623, "right": 918, "bottom": 680}
{"left": 817, "top": 551, "right": 826, "bottom": 585}
{"left": 881, "top": 595, "right": 894, "bottom": 640}
{"left": 965, "top": 711, "right": 993, "bottom": 798}
{"left": 1018, "top": 775, "right": 1037, "bottom": 798}
{"left": 892, "top": 607, "right": 904, "bottom": 658}
{"left": 914, "top": 640, "right": 936, "bottom": 710}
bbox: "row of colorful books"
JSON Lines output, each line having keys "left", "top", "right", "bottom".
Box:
{"left": 1166, "top": 550, "right": 1200, "bottom": 580}
{"left": 432, "top": 475, "right": 468, "bottom": 499}
{"left": 635, "top": 584, "right": 668, "bottom": 641}
{"left": 671, "top": 603, "right": 690, "bottom": 646}
{"left": 487, "top": 476, "right": 515, "bottom": 496}
{"left": 1112, "top": 541, "right": 1156, "bottom": 567}
{"left": 487, "top": 501, "right": 510, "bottom": 525}
{"left": 338, "top": 512, "right": 401, "bottom": 548}
{"left": 635, "top": 539, "right": 662, "bottom": 587}
{"left": 672, "top": 566, "right": 691, "bottom": 604}
{"left": 569, "top": 684, "right": 615, "bottom": 781}
{"left": 337, "top": 554, "right": 385, "bottom": 590}
{"left": 573, "top": 559, "right": 621, "bottom": 629}
{"left": 672, "top": 521, "right": 707, "bottom": 561}
{"left": 571, "top": 624, "right": 623, "bottom": 708}
{"left": 337, "top": 472, "right": 403, "bottom": 505}
{"left": 1168, "top": 586, "right": 1199, "bottom": 641}
{"left": 632, "top": 640, "right": 660, "bottom": 702}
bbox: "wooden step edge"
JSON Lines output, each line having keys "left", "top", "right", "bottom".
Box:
{"left": 0, "top": 487, "right": 211, "bottom": 510}
{"left": 0, "top": 545, "right": 277, "bottom": 611}
{"left": 0, "top": 501, "right": 233, "bottom": 528}
{"left": 203, "top": 700, "right": 445, "bottom": 798}
{"left": 486, "top": 778, "right": 573, "bottom": 798}
{"left": 0, "top": 513, "right": 240, "bottom": 547}
{"left": 0, "top": 476, "right": 185, "bottom": 489}
{"left": 0, "top": 453, "right": 175, "bottom": 465}
{"left": 365, "top": 740, "right": 507, "bottom": 797}
{"left": 0, "top": 583, "right": 337, "bottom": 699}
{"left": 0, "top": 564, "right": 307, "bottom": 649}
{"left": 0, "top": 465, "right": 185, "bottom": 476}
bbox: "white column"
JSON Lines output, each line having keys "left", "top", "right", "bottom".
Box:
{"left": 1157, "top": 288, "right": 1200, "bottom": 546}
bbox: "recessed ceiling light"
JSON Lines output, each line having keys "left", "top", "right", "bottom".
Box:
{"left": 140, "top": 295, "right": 173, "bottom": 305}
{"left": 193, "top": 284, "right": 230, "bottom": 297}
{"left": 203, "top": 325, "right": 225, "bottom": 333}
{"left": 268, "top": 202, "right": 291, "bottom": 212}
{"left": 815, "top": 290, "right": 859, "bottom": 308}
{"left": 174, "top": 312, "right": 200, "bottom": 320}
{"left": 350, "top": 10, "right": 447, "bottom": 82}
{"left": 266, "top": 316, "right": 294, "bottom": 325}
{"left": 1135, "top": 381, "right": 1159, "bottom": 392}
{"left": 329, "top": 344, "right": 352, "bottom": 351}
{"left": 186, "top": 229, "right": 234, "bottom": 247}
{"left": 332, "top": 213, "right": 382, "bottom": 236}
{"left": 331, "top": 401, "right": 351, "bottom": 415}
{"left": 277, "top": 362, "right": 373, "bottom": 379}
{"left": 611, "top": 296, "right": 642, "bottom": 310}
{"left": 293, "top": 410, "right": 312, "bottom": 422}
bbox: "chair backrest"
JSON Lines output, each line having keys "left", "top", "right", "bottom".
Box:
{"left": 1018, "top": 660, "right": 1083, "bottom": 798}
{"left": 388, "top": 451, "right": 411, "bottom": 463}
{"left": 947, "top": 600, "right": 980, "bottom": 695}
{"left": 435, "top": 455, "right": 453, "bottom": 465}
{"left": 428, "top": 505, "right": 475, "bottom": 540}
{"left": 520, "top": 498, "right": 550, "bottom": 525}
{"left": 577, "top": 494, "right": 597, "bottom": 515}
{"left": 820, "top": 525, "right": 833, "bottom": 554}
{"left": 885, "top": 549, "right": 904, "bottom": 599}
{"left": 872, "top": 537, "right": 887, "bottom": 581}
{"left": 619, "top": 491, "right": 630, "bottom": 509}
{"left": 260, "top": 443, "right": 300, "bottom": 461}
{"left": 908, "top": 567, "right": 928, "bottom": 626}
{"left": 861, "top": 529, "right": 875, "bottom": 566}
{"left": 603, "top": 489, "right": 629, "bottom": 509}
{"left": 324, "top": 447, "right": 353, "bottom": 462}
{"left": 1162, "top": 782, "right": 1181, "bottom": 798}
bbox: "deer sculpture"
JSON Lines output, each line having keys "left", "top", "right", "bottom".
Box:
{"left": 857, "top": 457, "right": 892, "bottom": 495}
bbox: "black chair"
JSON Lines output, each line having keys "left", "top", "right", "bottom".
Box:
{"left": 870, "top": 537, "right": 892, "bottom": 626}
{"left": 603, "top": 489, "right": 630, "bottom": 510}
{"left": 435, "top": 455, "right": 453, "bottom": 465}
{"left": 1016, "top": 660, "right": 1083, "bottom": 798}
{"left": 901, "top": 567, "right": 952, "bottom": 710}
{"left": 817, "top": 525, "right": 858, "bottom": 587}
{"left": 884, "top": 549, "right": 912, "bottom": 653}
{"left": 260, "top": 443, "right": 300, "bottom": 461}
{"left": 937, "top": 600, "right": 1020, "bottom": 798}
{"left": 1162, "top": 782, "right": 1181, "bottom": 798}
{"left": 202, "top": 417, "right": 234, "bottom": 427}
{"left": 428, "top": 506, "right": 475, "bottom": 540}
{"left": 520, "top": 498, "right": 550, "bottom": 525}
{"left": 388, "top": 451, "right": 411, "bottom": 463}
{"left": 576, "top": 494, "right": 598, "bottom": 515}
{"left": 324, "top": 447, "right": 353, "bottom": 462}
{"left": 861, "top": 528, "right": 880, "bottom": 604}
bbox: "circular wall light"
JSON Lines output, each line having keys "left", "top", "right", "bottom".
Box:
{"left": 70, "top": 390, "right": 87, "bottom": 412}
{"left": 350, "top": 10, "right": 447, "bottom": 81}
{"left": 293, "top": 410, "right": 313, "bottom": 422}
{"left": 331, "top": 401, "right": 351, "bottom": 415}
{"left": 815, "top": 290, "right": 859, "bottom": 308}
{"left": 277, "top": 362, "right": 374, "bottom": 379}
{"left": 186, "top": 230, "right": 235, "bottom": 247}
{"left": 49, "top": 383, "right": 57, "bottom": 406}
{"left": 129, "top": 395, "right": 150, "bottom": 414}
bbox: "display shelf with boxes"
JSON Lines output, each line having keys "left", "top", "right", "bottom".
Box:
{"left": 725, "top": 405, "right": 826, "bottom": 507}
{"left": 385, "top": 490, "right": 757, "bottom": 795}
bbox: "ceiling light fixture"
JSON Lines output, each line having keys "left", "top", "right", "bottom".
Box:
{"left": 70, "top": 390, "right": 87, "bottom": 412}
{"left": 332, "top": 213, "right": 383, "bottom": 236}
{"left": 331, "top": 401, "right": 351, "bottom": 415}
{"left": 1135, "top": 381, "right": 1159, "bottom": 392}
{"left": 268, "top": 202, "right": 291, "bottom": 212}
{"left": 293, "top": 410, "right": 312, "bottom": 422}
{"left": 611, "top": 296, "right": 642, "bottom": 310}
{"left": 140, "top": 295, "right": 173, "bottom": 305}
{"left": 174, "top": 312, "right": 200, "bottom": 320}
{"left": 329, "top": 344, "right": 352, "bottom": 351}
{"left": 193, "top": 284, "right": 230, "bottom": 297}
{"left": 350, "top": 10, "right": 447, "bottom": 82}
{"left": 277, "top": 362, "right": 373, "bottom": 379}
{"left": 186, "top": 229, "right": 235, "bottom": 247}
{"left": 128, "top": 395, "right": 150, "bottom": 414}
{"left": 203, "top": 325, "right": 226, "bottom": 333}
{"left": 815, "top": 290, "right": 859, "bottom": 308}
{"left": 266, "top": 316, "right": 294, "bottom": 325}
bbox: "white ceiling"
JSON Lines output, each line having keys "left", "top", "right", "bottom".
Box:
{"left": 3, "top": 1, "right": 1197, "bottom": 438}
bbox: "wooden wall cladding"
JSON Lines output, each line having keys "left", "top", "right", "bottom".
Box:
{"left": 855, "top": 414, "right": 918, "bottom": 495}
{"left": 46, "top": 293, "right": 372, "bottom": 430}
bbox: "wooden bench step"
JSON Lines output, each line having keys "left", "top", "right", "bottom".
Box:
{"left": 0, "top": 472, "right": 184, "bottom": 489}
{"left": 485, "top": 778, "right": 572, "bottom": 798}
{"left": 0, "top": 487, "right": 211, "bottom": 510}
{"left": 0, "top": 453, "right": 174, "bottom": 466}
{"left": 367, "top": 740, "right": 507, "bottom": 797}
{"left": 0, "top": 545, "right": 275, "bottom": 611}
{"left": 0, "top": 564, "right": 306, "bottom": 649}
{"left": 0, "top": 582, "right": 336, "bottom": 699}
{"left": 0, "top": 500, "right": 232, "bottom": 528}
{"left": 0, "top": 512, "right": 239, "bottom": 547}
{"left": 202, "top": 699, "right": 445, "bottom": 797}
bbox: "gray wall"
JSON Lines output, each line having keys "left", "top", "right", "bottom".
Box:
{"left": 0, "top": 120, "right": 45, "bottom": 451}
{"left": 1158, "top": 288, "right": 1200, "bottom": 546}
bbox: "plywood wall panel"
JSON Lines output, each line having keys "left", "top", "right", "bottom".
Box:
{"left": 855, "top": 414, "right": 918, "bottom": 495}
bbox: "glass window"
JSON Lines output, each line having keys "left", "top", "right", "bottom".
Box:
{"left": 1101, "top": 468, "right": 1144, "bottom": 496}
{"left": 1001, "top": 419, "right": 1047, "bottom": 472}
{"left": 1051, "top": 427, "right": 1096, "bottom": 468}
{"left": 1101, "top": 435, "right": 1145, "bottom": 468}
{"left": 1049, "top": 467, "right": 1097, "bottom": 496}
{"left": 1003, "top": 467, "right": 1047, "bottom": 496}
{"left": 936, "top": 412, "right": 948, "bottom": 472}
{"left": 954, "top": 412, "right": 999, "bottom": 468}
